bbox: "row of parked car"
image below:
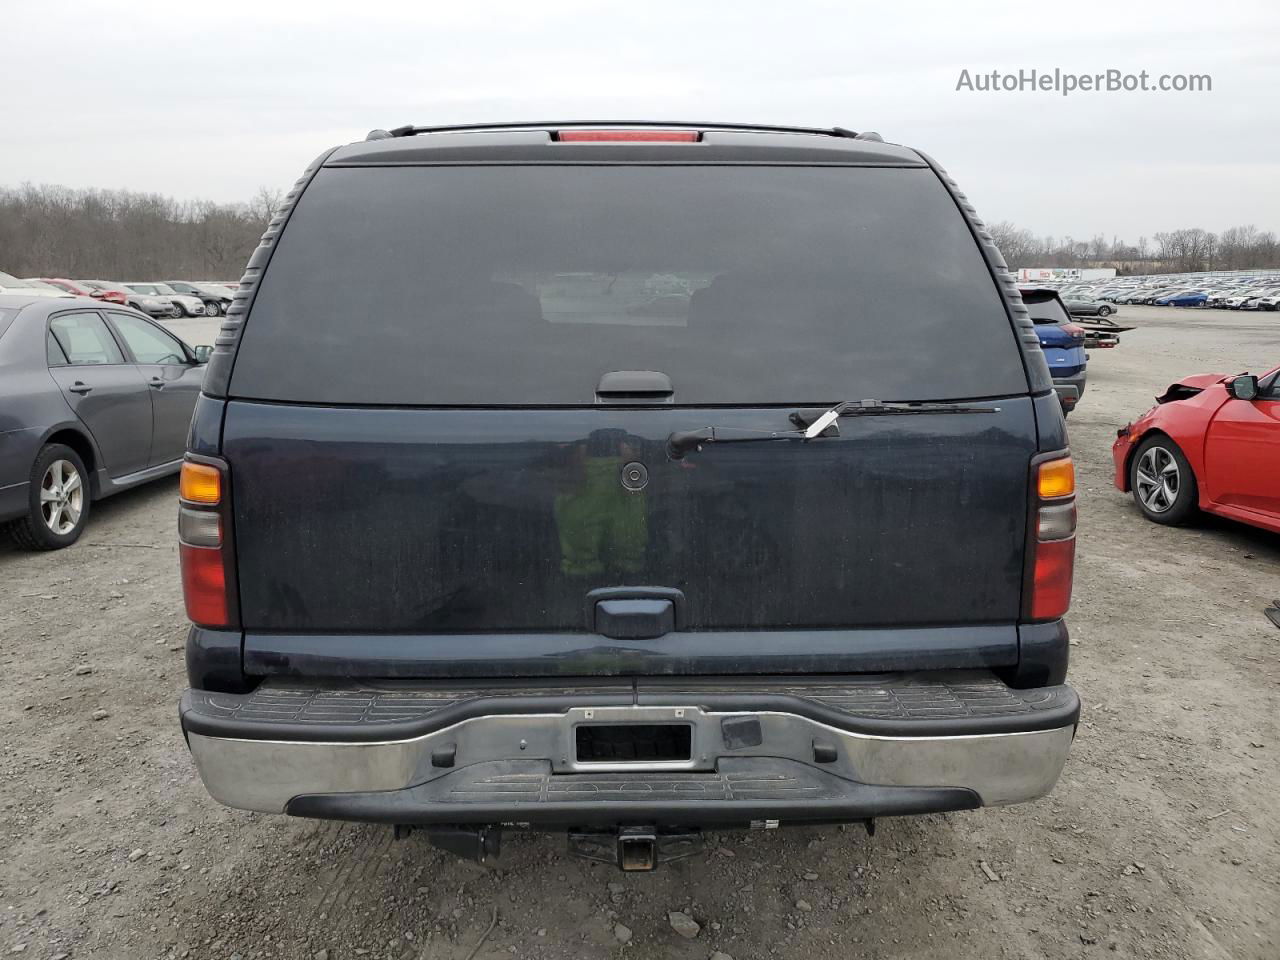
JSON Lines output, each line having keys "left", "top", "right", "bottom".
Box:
{"left": 1052, "top": 273, "right": 1280, "bottom": 311}
{"left": 1105, "top": 285, "right": 1280, "bottom": 309}
{"left": 0, "top": 272, "right": 238, "bottom": 318}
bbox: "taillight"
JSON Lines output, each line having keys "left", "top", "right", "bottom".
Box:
{"left": 556, "top": 130, "right": 699, "bottom": 142}
{"left": 178, "top": 458, "right": 235, "bottom": 628}
{"left": 1028, "top": 455, "right": 1076, "bottom": 621}
{"left": 180, "top": 542, "right": 228, "bottom": 626}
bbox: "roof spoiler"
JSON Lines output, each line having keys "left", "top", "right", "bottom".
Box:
{"left": 364, "top": 122, "right": 886, "bottom": 143}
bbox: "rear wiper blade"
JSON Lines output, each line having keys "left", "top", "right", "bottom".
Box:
{"left": 788, "top": 399, "right": 1001, "bottom": 430}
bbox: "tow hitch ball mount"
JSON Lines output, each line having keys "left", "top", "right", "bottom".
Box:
{"left": 568, "top": 826, "right": 703, "bottom": 872}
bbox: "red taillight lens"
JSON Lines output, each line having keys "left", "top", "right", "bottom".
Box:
{"left": 1030, "top": 537, "right": 1075, "bottom": 619}
{"left": 556, "top": 130, "right": 699, "bottom": 142}
{"left": 180, "top": 543, "right": 228, "bottom": 627}
{"left": 1061, "top": 323, "right": 1086, "bottom": 337}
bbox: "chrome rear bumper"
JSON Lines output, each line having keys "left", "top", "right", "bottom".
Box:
{"left": 182, "top": 679, "right": 1078, "bottom": 820}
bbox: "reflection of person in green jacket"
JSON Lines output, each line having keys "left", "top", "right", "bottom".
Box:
{"left": 554, "top": 429, "right": 647, "bottom": 577}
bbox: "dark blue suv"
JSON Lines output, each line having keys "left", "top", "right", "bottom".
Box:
{"left": 175, "top": 122, "right": 1081, "bottom": 871}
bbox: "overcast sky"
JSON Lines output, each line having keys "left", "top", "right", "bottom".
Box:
{"left": 4, "top": 0, "right": 1276, "bottom": 239}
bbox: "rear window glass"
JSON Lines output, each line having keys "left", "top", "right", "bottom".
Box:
{"left": 1021, "top": 292, "right": 1071, "bottom": 325}
{"left": 231, "top": 165, "right": 1026, "bottom": 405}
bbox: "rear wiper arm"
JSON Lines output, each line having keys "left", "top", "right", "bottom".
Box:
{"left": 668, "top": 399, "right": 999, "bottom": 460}
{"left": 666, "top": 424, "right": 826, "bottom": 460}
{"left": 788, "top": 399, "right": 1001, "bottom": 430}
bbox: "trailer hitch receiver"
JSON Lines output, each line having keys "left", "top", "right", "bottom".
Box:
{"left": 568, "top": 826, "right": 703, "bottom": 871}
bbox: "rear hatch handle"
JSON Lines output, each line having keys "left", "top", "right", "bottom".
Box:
{"left": 596, "top": 371, "right": 674, "bottom": 404}
{"left": 586, "top": 587, "right": 684, "bottom": 639}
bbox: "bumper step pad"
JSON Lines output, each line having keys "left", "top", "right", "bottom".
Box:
{"left": 285, "top": 757, "right": 979, "bottom": 827}
{"left": 182, "top": 671, "right": 1078, "bottom": 742}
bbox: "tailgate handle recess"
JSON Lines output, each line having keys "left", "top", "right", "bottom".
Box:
{"left": 595, "top": 599, "right": 675, "bottom": 640}
{"left": 587, "top": 587, "right": 684, "bottom": 639}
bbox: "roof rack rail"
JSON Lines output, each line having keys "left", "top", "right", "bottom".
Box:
{"left": 363, "top": 121, "right": 880, "bottom": 142}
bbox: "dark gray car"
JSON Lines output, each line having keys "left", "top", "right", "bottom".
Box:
{"left": 1061, "top": 296, "right": 1117, "bottom": 317}
{"left": 0, "top": 294, "right": 211, "bottom": 549}
{"left": 165, "top": 281, "right": 235, "bottom": 316}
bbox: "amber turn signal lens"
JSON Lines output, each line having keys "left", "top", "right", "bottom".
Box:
{"left": 180, "top": 461, "right": 221, "bottom": 504}
{"left": 1037, "top": 457, "right": 1075, "bottom": 499}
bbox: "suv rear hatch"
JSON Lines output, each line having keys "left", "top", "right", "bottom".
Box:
{"left": 216, "top": 155, "right": 1043, "bottom": 676}
{"left": 1020, "top": 288, "right": 1087, "bottom": 379}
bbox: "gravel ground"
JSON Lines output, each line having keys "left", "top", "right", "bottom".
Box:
{"left": 2, "top": 306, "right": 1277, "bottom": 960}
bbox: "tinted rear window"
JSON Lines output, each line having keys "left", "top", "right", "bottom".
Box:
{"left": 1021, "top": 292, "right": 1071, "bottom": 325}
{"left": 231, "top": 166, "right": 1026, "bottom": 405}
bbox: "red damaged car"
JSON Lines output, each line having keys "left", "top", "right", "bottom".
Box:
{"left": 1112, "top": 366, "right": 1280, "bottom": 533}
{"left": 39, "top": 278, "right": 129, "bottom": 305}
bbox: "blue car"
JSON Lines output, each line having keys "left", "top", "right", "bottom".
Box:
{"left": 1018, "top": 286, "right": 1086, "bottom": 415}
{"left": 1155, "top": 289, "right": 1208, "bottom": 307}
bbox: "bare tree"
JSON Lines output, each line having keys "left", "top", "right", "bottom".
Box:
{"left": 0, "top": 182, "right": 276, "bottom": 279}
{"left": 248, "top": 186, "right": 284, "bottom": 232}
{"left": 1154, "top": 228, "right": 1217, "bottom": 273}
{"left": 4, "top": 181, "right": 1280, "bottom": 280}
{"left": 1217, "top": 225, "right": 1277, "bottom": 270}
{"left": 988, "top": 221, "right": 1040, "bottom": 268}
